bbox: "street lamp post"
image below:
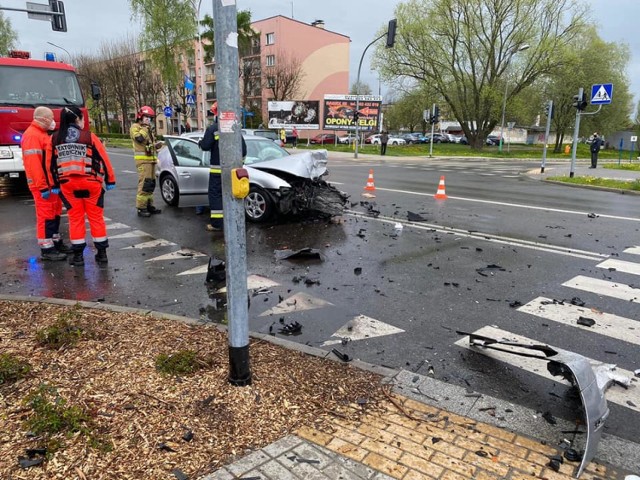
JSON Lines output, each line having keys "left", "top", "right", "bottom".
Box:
{"left": 46, "top": 41, "right": 71, "bottom": 63}
{"left": 498, "top": 44, "right": 529, "bottom": 153}
{"left": 189, "top": 0, "right": 206, "bottom": 130}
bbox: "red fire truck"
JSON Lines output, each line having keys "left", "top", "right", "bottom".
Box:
{"left": 0, "top": 50, "right": 100, "bottom": 178}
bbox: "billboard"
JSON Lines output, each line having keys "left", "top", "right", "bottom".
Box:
{"left": 267, "top": 101, "right": 320, "bottom": 130}
{"left": 323, "top": 94, "right": 382, "bottom": 131}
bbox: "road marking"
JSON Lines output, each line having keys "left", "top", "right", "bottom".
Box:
{"left": 109, "top": 230, "right": 151, "bottom": 239}
{"left": 122, "top": 239, "right": 177, "bottom": 249}
{"left": 623, "top": 246, "right": 640, "bottom": 256}
{"left": 176, "top": 264, "right": 208, "bottom": 276}
{"left": 346, "top": 211, "right": 608, "bottom": 261}
{"left": 518, "top": 296, "right": 640, "bottom": 345}
{"left": 145, "top": 249, "right": 207, "bottom": 262}
{"left": 121, "top": 170, "right": 137, "bottom": 174}
{"left": 455, "top": 325, "right": 639, "bottom": 413}
{"left": 321, "top": 314, "right": 405, "bottom": 346}
{"left": 259, "top": 292, "right": 333, "bottom": 317}
{"left": 105, "top": 222, "right": 130, "bottom": 230}
{"left": 371, "top": 187, "right": 640, "bottom": 222}
{"left": 562, "top": 275, "right": 640, "bottom": 303}
{"left": 215, "top": 275, "right": 280, "bottom": 292}
{"left": 598, "top": 259, "right": 640, "bottom": 276}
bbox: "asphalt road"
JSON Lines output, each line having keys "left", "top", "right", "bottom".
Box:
{"left": 1, "top": 148, "right": 639, "bottom": 449}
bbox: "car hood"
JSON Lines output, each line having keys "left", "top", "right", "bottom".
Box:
{"left": 247, "top": 149, "right": 328, "bottom": 180}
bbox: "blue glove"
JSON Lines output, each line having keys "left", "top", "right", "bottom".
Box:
{"left": 105, "top": 184, "right": 116, "bottom": 191}
{"left": 41, "top": 190, "right": 50, "bottom": 200}
{"left": 51, "top": 188, "right": 60, "bottom": 195}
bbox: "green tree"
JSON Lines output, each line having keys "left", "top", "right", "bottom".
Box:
{"left": 350, "top": 81, "right": 372, "bottom": 95}
{"left": 130, "top": 0, "right": 197, "bottom": 111}
{"left": 0, "top": 11, "right": 18, "bottom": 55}
{"left": 373, "top": 0, "right": 587, "bottom": 149}
{"left": 200, "top": 10, "right": 256, "bottom": 63}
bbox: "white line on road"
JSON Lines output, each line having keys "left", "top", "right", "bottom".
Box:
{"left": 598, "top": 259, "right": 640, "bottom": 276}
{"left": 623, "top": 246, "right": 640, "bottom": 256}
{"left": 562, "top": 275, "right": 640, "bottom": 303}
{"left": 455, "top": 325, "right": 639, "bottom": 413}
{"left": 145, "top": 249, "right": 207, "bottom": 262}
{"left": 518, "top": 296, "right": 640, "bottom": 345}
{"left": 346, "top": 211, "right": 608, "bottom": 261}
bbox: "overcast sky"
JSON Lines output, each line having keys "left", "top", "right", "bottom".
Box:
{"left": 5, "top": 0, "right": 639, "bottom": 105}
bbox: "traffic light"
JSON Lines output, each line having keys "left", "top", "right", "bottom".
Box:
{"left": 386, "top": 19, "right": 397, "bottom": 48}
{"left": 544, "top": 101, "right": 554, "bottom": 118}
{"left": 431, "top": 105, "right": 440, "bottom": 124}
{"left": 353, "top": 111, "right": 360, "bottom": 122}
{"left": 49, "top": 0, "right": 67, "bottom": 32}
{"left": 572, "top": 92, "right": 587, "bottom": 111}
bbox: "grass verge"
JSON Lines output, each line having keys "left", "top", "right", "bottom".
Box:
{"left": 546, "top": 175, "right": 640, "bottom": 191}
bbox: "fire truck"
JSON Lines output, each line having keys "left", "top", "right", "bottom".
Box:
{"left": 0, "top": 50, "right": 100, "bottom": 178}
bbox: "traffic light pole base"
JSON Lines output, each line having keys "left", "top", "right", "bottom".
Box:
{"left": 228, "top": 345, "right": 252, "bottom": 386}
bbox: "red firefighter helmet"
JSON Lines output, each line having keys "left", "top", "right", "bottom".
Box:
{"left": 210, "top": 101, "right": 218, "bottom": 116}
{"left": 137, "top": 106, "right": 155, "bottom": 120}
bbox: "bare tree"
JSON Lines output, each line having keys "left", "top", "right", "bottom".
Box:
{"left": 264, "top": 49, "right": 305, "bottom": 101}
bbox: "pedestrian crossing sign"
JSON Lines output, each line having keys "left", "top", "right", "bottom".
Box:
{"left": 590, "top": 83, "right": 613, "bottom": 105}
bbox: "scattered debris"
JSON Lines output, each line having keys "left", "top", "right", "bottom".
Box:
{"left": 360, "top": 201, "right": 380, "bottom": 216}
{"left": 354, "top": 267, "right": 362, "bottom": 276}
{"left": 287, "top": 455, "right": 321, "bottom": 464}
{"left": 172, "top": 468, "right": 189, "bottom": 480}
{"left": 18, "top": 456, "right": 44, "bottom": 469}
{"left": 570, "top": 297, "right": 586, "bottom": 307}
{"left": 431, "top": 437, "right": 442, "bottom": 444}
{"left": 564, "top": 448, "right": 582, "bottom": 462}
{"left": 542, "top": 411, "right": 557, "bottom": 425}
{"left": 587, "top": 213, "right": 599, "bottom": 219}
{"left": 509, "top": 300, "right": 523, "bottom": 308}
{"left": 279, "top": 321, "right": 302, "bottom": 335}
{"left": 475, "top": 450, "right": 488, "bottom": 457}
{"left": 331, "top": 348, "right": 351, "bottom": 362}
{"left": 274, "top": 247, "right": 323, "bottom": 261}
{"left": 547, "top": 458, "right": 562, "bottom": 472}
{"left": 158, "top": 442, "right": 177, "bottom": 452}
{"left": 356, "top": 229, "right": 367, "bottom": 239}
{"left": 634, "top": 369, "right": 640, "bottom": 377}
{"left": 205, "top": 257, "right": 226, "bottom": 283}
{"left": 577, "top": 316, "right": 596, "bottom": 327}
{"left": 182, "top": 430, "right": 194, "bottom": 442}
{"left": 407, "top": 211, "right": 427, "bottom": 222}
{"left": 476, "top": 264, "right": 506, "bottom": 277}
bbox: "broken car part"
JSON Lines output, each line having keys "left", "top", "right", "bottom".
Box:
{"left": 457, "top": 330, "right": 631, "bottom": 478}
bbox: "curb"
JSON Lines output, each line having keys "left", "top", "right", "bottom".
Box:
{"left": 541, "top": 179, "right": 640, "bottom": 195}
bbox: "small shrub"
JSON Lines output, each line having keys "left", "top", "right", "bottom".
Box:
{"left": 36, "top": 314, "right": 83, "bottom": 349}
{"left": 155, "top": 349, "right": 201, "bottom": 375}
{"left": 23, "top": 384, "right": 91, "bottom": 435}
{"left": 0, "top": 353, "right": 32, "bottom": 384}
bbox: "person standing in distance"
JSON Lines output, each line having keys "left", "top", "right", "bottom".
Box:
{"left": 199, "top": 101, "right": 246, "bottom": 232}
{"left": 50, "top": 106, "right": 116, "bottom": 266}
{"left": 279, "top": 128, "right": 286, "bottom": 147}
{"left": 130, "top": 106, "right": 163, "bottom": 217}
{"left": 380, "top": 131, "right": 389, "bottom": 155}
{"left": 589, "top": 132, "right": 604, "bottom": 169}
{"left": 21, "top": 106, "right": 73, "bottom": 261}
{"left": 292, "top": 127, "right": 298, "bottom": 148}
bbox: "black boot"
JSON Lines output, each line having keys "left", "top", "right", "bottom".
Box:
{"left": 41, "top": 248, "right": 67, "bottom": 261}
{"left": 95, "top": 248, "right": 108, "bottom": 264}
{"left": 147, "top": 205, "right": 162, "bottom": 214}
{"left": 54, "top": 240, "right": 74, "bottom": 254}
{"left": 69, "top": 250, "right": 84, "bottom": 267}
{"left": 137, "top": 208, "right": 151, "bottom": 217}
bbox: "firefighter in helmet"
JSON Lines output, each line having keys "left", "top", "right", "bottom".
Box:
{"left": 130, "top": 106, "right": 163, "bottom": 217}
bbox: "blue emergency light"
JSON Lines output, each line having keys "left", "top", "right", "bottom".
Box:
{"left": 13, "top": 134, "right": 22, "bottom": 142}
{"left": 45, "top": 52, "right": 56, "bottom": 62}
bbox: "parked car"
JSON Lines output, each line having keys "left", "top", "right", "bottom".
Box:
{"left": 401, "top": 133, "right": 427, "bottom": 144}
{"left": 486, "top": 135, "right": 501, "bottom": 146}
{"left": 365, "top": 134, "right": 406, "bottom": 145}
{"left": 242, "top": 128, "right": 283, "bottom": 146}
{"left": 157, "top": 135, "right": 348, "bottom": 222}
{"left": 424, "top": 133, "right": 449, "bottom": 143}
{"left": 459, "top": 136, "right": 468, "bottom": 145}
{"left": 338, "top": 133, "right": 357, "bottom": 144}
{"left": 310, "top": 133, "right": 338, "bottom": 145}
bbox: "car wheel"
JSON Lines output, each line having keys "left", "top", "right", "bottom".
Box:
{"left": 245, "top": 185, "right": 274, "bottom": 223}
{"left": 160, "top": 174, "right": 179, "bottom": 206}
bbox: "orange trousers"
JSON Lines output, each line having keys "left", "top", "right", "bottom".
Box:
{"left": 59, "top": 176, "right": 108, "bottom": 251}
{"left": 30, "top": 188, "right": 63, "bottom": 249}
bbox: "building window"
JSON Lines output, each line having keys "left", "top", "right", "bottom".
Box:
{"left": 266, "top": 32, "right": 275, "bottom": 45}
{"left": 266, "top": 55, "right": 275, "bottom": 67}
{"left": 267, "top": 76, "right": 275, "bottom": 88}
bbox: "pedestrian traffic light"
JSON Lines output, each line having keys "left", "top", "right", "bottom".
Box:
{"left": 572, "top": 92, "right": 587, "bottom": 111}
{"left": 386, "top": 19, "right": 397, "bottom": 48}
{"left": 49, "top": 0, "right": 67, "bottom": 32}
{"left": 431, "top": 105, "right": 440, "bottom": 124}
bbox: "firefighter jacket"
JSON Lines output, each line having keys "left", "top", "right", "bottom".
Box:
{"left": 130, "top": 121, "right": 158, "bottom": 161}
{"left": 21, "top": 120, "right": 53, "bottom": 194}
{"left": 199, "top": 121, "right": 247, "bottom": 166}
{"left": 50, "top": 127, "right": 116, "bottom": 187}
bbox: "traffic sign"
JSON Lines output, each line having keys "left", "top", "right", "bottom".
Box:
{"left": 590, "top": 83, "right": 613, "bottom": 105}
{"left": 631, "top": 136, "right": 638, "bottom": 142}
{"left": 163, "top": 106, "right": 173, "bottom": 118}
{"left": 423, "top": 109, "right": 430, "bottom": 122}
{"left": 185, "top": 94, "right": 196, "bottom": 106}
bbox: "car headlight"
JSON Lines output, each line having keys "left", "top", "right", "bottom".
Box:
{"left": 0, "top": 148, "right": 13, "bottom": 159}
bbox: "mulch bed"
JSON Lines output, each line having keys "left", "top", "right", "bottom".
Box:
{"left": 0, "top": 300, "right": 386, "bottom": 479}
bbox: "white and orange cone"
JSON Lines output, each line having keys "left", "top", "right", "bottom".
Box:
{"left": 364, "top": 169, "right": 376, "bottom": 192}
{"left": 434, "top": 175, "right": 447, "bottom": 199}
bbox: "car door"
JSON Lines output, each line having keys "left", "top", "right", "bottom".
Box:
{"left": 166, "top": 138, "right": 209, "bottom": 207}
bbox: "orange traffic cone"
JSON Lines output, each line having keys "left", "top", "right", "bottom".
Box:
{"left": 434, "top": 175, "right": 447, "bottom": 199}
{"left": 364, "top": 169, "right": 376, "bottom": 192}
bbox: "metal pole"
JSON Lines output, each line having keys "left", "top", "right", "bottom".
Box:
{"left": 499, "top": 80, "right": 508, "bottom": 153}
{"left": 429, "top": 103, "right": 435, "bottom": 157}
{"left": 212, "top": 0, "right": 251, "bottom": 386}
{"left": 569, "top": 87, "right": 583, "bottom": 178}
{"left": 541, "top": 100, "right": 553, "bottom": 173}
{"left": 46, "top": 41, "right": 71, "bottom": 63}
{"left": 354, "top": 33, "right": 385, "bottom": 159}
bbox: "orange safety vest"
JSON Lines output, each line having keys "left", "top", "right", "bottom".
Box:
{"left": 51, "top": 129, "right": 115, "bottom": 185}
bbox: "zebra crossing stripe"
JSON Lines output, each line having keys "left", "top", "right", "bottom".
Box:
{"left": 109, "top": 230, "right": 151, "bottom": 239}
{"left": 215, "top": 275, "right": 280, "bottom": 293}
{"left": 145, "top": 249, "right": 207, "bottom": 262}
{"left": 454, "top": 326, "right": 639, "bottom": 413}
{"left": 321, "top": 314, "right": 405, "bottom": 346}
{"left": 562, "top": 275, "right": 640, "bottom": 303}
{"left": 176, "top": 264, "right": 209, "bottom": 276}
{"left": 259, "top": 292, "right": 333, "bottom": 317}
{"left": 104, "top": 222, "right": 130, "bottom": 230}
{"left": 597, "top": 259, "right": 640, "bottom": 276}
{"left": 122, "top": 239, "right": 177, "bottom": 249}
{"left": 517, "top": 296, "right": 640, "bottom": 345}
{"left": 623, "top": 247, "right": 640, "bottom": 255}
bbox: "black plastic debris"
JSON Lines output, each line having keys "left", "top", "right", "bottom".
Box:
{"left": 476, "top": 264, "right": 506, "bottom": 277}
{"left": 356, "top": 229, "right": 367, "bottom": 238}
{"left": 360, "top": 201, "right": 380, "bottom": 217}
{"left": 431, "top": 437, "right": 442, "bottom": 444}
{"left": 304, "top": 277, "right": 320, "bottom": 286}
{"left": 25, "top": 448, "right": 47, "bottom": 457}
{"left": 206, "top": 257, "right": 226, "bottom": 283}
{"left": 158, "top": 442, "right": 177, "bottom": 452}
{"left": 182, "top": 430, "right": 194, "bottom": 442}
{"left": 354, "top": 267, "right": 362, "bottom": 275}
{"left": 332, "top": 348, "right": 351, "bottom": 362}
{"left": 577, "top": 316, "right": 596, "bottom": 327}
{"left": 287, "top": 455, "right": 320, "bottom": 464}
{"left": 279, "top": 321, "right": 302, "bottom": 335}
{"left": 564, "top": 448, "right": 582, "bottom": 462}
{"left": 172, "top": 468, "right": 189, "bottom": 480}
{"left": 570, "top": 297, "right": 585, "bottom": 306}
{"left": 547, "top": 459, "right": 561, "bottom": 472}
{"left": 407, "top": 211, "right": 427, "bottom": 222}
{"left": 542, "top": 411, "right": 557, "bottom": 425}
{"left": 18, "top": 456, "right": 44, "bottom": 469}
{"left": 587, "top": 213, "right": 599, "bottom": 218}
{"left": 509, "top": 300, "right": 523, "bottom": 308}
{"left": 274, "top": 247, "right": 323, "bottom": 261}
{"left": 475, "top": 450, "right": 488, "bottom": 457}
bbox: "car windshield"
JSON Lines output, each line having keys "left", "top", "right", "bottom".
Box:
{"left": 244, "top": 137, "right": 289, "bottom": 165}
{"left": 0, "top": 65, "right": 84, "bottom": 107}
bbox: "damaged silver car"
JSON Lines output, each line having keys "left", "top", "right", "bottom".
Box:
{"left": 156, "top": 135, "right": 348, "bottom": 222}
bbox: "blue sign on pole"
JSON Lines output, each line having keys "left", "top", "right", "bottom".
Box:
{"left": 590, "top": 83, "right": 613, "bottom": 105}
{"left": 163, "top": 106, "right": 173, "bottom": 118}
{"left": 185, "top": 94, "right": 196, "bottom": 106}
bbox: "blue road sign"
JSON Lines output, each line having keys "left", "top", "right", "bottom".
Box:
{"left": 163, "top": 106, "right": 173, "bottom": 118}
{"left": 185, "top": 94, "right": 196, "bottom": 106}
{"left": 590, "top": 83, "right": 613, "bottom": 105}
